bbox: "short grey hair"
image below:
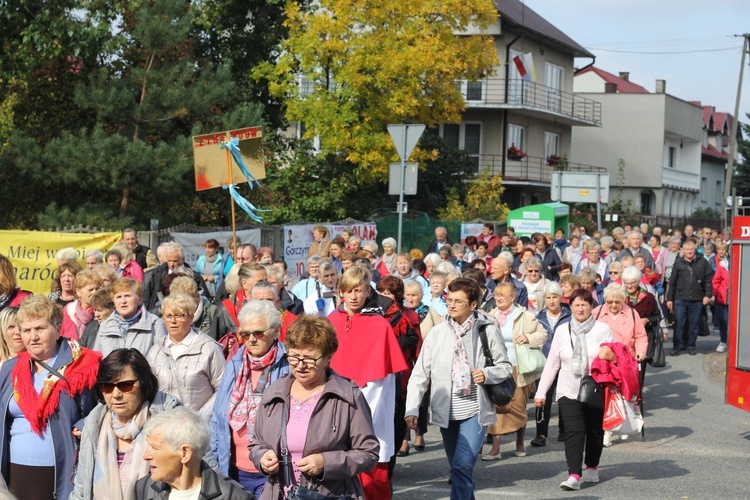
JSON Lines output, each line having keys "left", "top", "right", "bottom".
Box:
{"left": 319, "top": 261, "right": 337, "bottom": 275}
{"left": 349, "top": 235, "right": 361, "bottom": 244}
{"left": 668, "top": 236, "right": 682, "bottom": 246}
{"left": 306, "top": 255, "right": 324, "bottom": 267}
{"left": 423, "top": 253, "right": 442, "bottom": 268}
{"left": 602, "top": 282, "right": 626, "bottom": 302}
{"left": 156, "top": 243, "right": 169, "bottom": 259}
{"left": 621, "top": 265, "right": 643, "bottom": 283}
{"left": 251, "top": 280, "right": 279, "bottom": 301}
{"left": 578, "top": 267, "right": 597, "bottom": 282}
{"left": 404, "top": 281, "right": 424, "bottom": 297}
{"left": 56, "top": 247, "right": 79, "bottom": 261}
{"left": 238, "top": 299, "right": 281, "bottom": 335}
{"left": 164, "top": 242, "right": 185, "bottom": 258}
{"left": 161, "top": 293, "right": 197, "bottom": 317}
{"left": 525, "top": 256, "right": 542, "bottom": 269}
{"left": 600, "top": 236, "right": 614, "bottom": 250}
{"left": 264, "top": 264, "right": 284, "bottom": 282}
{"left": 381, "top": 237, "right": 397, "bottom": 249}
{"left": 586, "top": 242, "right": 601, "bottom": 254}
{"left": 143, "top": 407, "right": 210, "bottom": 458}
{"left": 85, "top": 249, "right": 104, "bottom": 262}
{"left": 494, "top": 254, "right": 513, "bottom": 268}
{"left": 544, "top": 282, "right": 563, "bottom": 296}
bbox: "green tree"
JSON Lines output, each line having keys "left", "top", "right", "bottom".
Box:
{"left": 731, "top": 117, "right": 750, "bottom": 197}
{"left": 255, "top": 0, "right": 499, "bottom": 181}
{"left": 437, "top": 171, "right": 509, "bottom": 221}
{"left": 7, "top": 0, "right": 255, "bottom": 229}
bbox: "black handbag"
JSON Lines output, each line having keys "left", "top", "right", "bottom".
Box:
{"left": 280, "top": 401, "right": 349, "bottom": 500}
{"left": 649, "top": 326, "right": 666, "bottom": 368}
{"left": 478, "top": 324, "right": 516, "bottom": 408}
{"left": 568, "top": 325, "right": 605, "bottom": 409}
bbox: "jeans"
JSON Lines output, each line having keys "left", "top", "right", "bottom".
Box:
{"left": 715, "top": 302, "right": 728, "bottom": 343}
{"left": 232, "top": 468, "right": 267, "bottom": 499}
{"left": 673, "top": 299, "right": 703, "bottom": 350}
{"left": 440, "top": 415, "right": 486, "bottom": 500}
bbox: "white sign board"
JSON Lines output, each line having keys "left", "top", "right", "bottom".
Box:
{"left": 283, "top": 223, "right": 378, "bottom": 280}
{"left": 506, "top": 218, "right": 552, "bottom": 236}
{"left": 551, "top": 172, "right": 610, "bottom": 203}
{"left": 460, "top": 223, "right": 486, "bottom": 245}
{"left": 172, "top": 230, "right": 261, "bottom": 266}
{"left": 388, "top": 163, "right": 419, "bottom": 195}
{"left": 388, "top": 124, "right": 426, "bottom": 162}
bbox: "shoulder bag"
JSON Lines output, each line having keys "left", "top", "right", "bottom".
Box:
{"left": 569, "top": 324, "right": 605, "bottom": 409}
{"left": 280, "top": 400, "right": 350, "bottom": 500}
{"left": 478, "top": 324, "right": 516, "bottom": 408}
{"left": 649, "top": 326, "right": 666, "bottom": 368}
{"left": 515, "top": 312, "right": 547, "bottom": 376}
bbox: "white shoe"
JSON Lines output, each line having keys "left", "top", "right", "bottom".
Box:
{"left": 717, "top": 342, "right": 727, "bottom": 353}
{"left": 620, "top": 433, "right": 629, "bottom": 441}
{"left": 480, "top": 453, "right": 501, "bottom": 461}
{"left": 560, "top": 475, "right": 581, "bottom": 491}
{"left": 603, "top": 430, "right": 613, "bottom": 447}
{"left": 582, "top": 468, "right": 600, "bottom": 483}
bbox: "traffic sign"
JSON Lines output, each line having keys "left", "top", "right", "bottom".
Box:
{"left": 388, "top": 124, "right": 426, "bottom": 162}
{"left": 389, "top": 163, "right": 418, "bottom": 195}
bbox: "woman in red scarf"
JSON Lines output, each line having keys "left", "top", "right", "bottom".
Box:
{"left": 0, "top": 295, "right": 100, "bottom": 500}
{"left": 376, "top": 276, "right": 421, "bottom": 461}
{"left": 61, "top": 270, "right": 103, "bottom": 341}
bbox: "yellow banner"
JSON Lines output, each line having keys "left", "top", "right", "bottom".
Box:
{"left": 0, "top": 230, "right": 121, "bottom": 295}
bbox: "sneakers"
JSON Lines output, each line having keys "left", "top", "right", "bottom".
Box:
{"left": 717, "top": 342, "right": 728, "bottom": 353}
{"left": 688, "top": 349, "right": 696, "bottom": 356}
{"left": 582, "top": 468, "right": 600, "bottom": 483}
{"left": 560, "top": 475, "right": 581, "bottom": 491}
{"left": 603, "top": 430, "right": 613, "bottom": 448}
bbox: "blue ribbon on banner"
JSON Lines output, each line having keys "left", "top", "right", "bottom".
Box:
{"left": 220, "top": 137, "right": 262, "bottom": 188}
{"left": 220, "top": 136, "right": 267, "bottom": 222}
{"left": 223, "top": 185, "right": 269, "bottom": 223}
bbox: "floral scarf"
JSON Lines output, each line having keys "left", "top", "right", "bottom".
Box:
{"left": 92, "top": 401, "right": 150, "bottom": 500}
{"left": 11, "top": 339, "right": 100, "bottom": 436}
{"left": 227, "top": 344, "right": 279, "bottom": 439}
{"left": 449, "top": 315, "right": 474, "bottom": 396}
{"left": 626, "top": 288, "right": 648, "bottom": 308}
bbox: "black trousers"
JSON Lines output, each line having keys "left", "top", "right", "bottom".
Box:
{"left": 389, "top": 396, "right": 407, "bottom": 479}
{"left": 557, "top": 397, "right": 605, "bottom": 477}
{"left": 536, "top": 376, "right": 563, "bottom": 438}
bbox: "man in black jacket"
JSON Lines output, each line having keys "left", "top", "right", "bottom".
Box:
{"left": 426, "top": 226, "right": 453, "bottom": 255}
{"left": 123, "top": 228, "right": 158, "bottom": 271}
{"left": 666, "top": 240, "right": 713, "bottom": 355}
{"left": 142, "top": 242, "right": 209, "bottom": 310}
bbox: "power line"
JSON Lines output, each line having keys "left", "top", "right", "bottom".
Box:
{"left": 581, "top": 35, "right": 735, "bottom": 47}
{"left": 585, "top": 46, "right": 740, "bottom": 55}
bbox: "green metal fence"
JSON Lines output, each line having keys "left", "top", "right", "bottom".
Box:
{"left": 373, "top": 213, "right": 462, "bottom": 254}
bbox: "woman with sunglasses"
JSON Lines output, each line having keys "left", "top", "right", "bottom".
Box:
{"left": 0, "top": 295, "right": 100, "bottom": 500}
{"left": 71, "top": 348, "right": 180, "bottom": 500}
{"left": 210, "top": 300, "right": 290, "bottom": 498}
{"left": 251, "top": 314, "right": 379, "bottom": 500}
{"left": 146, "top": 293, "right": 225, "bottom": 419}
{"left": 522, "top": 256, "right": 549, "bottom": 315}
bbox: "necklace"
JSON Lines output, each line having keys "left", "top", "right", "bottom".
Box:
{"left": 291, "top": 386, "right": 323, "bottom": 410}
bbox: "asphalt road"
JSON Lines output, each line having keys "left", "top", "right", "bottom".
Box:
{"left": 391, "top": 333, "right": 750, "bottom": 499}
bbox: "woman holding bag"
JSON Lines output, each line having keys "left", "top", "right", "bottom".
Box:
{"left": 482, "top": 282, "right": 547, "bottom": 460}
{"left": 534, "top": 289, "right": 616, "bottom": 491}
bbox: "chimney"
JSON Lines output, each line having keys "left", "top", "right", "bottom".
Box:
{"left": 604, "top": 82, "right": 618, "bottom": 94}
{"left": 655, "top": 79, "right": 666, "bottom": 94}
{"left": 619, "top": 72, "right": 630, "bottom": 82}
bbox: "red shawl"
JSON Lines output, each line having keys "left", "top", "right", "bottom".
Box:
{"left": 328, "top": 309, "right": 408, "bottom": 387}
{"left": 221, "top": 289, "right": 249, "bottom": 327}
{"left": 12, "top": 340, "right": 101, "bottom": 436}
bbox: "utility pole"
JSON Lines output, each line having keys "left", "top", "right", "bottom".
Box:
{"left": 721, "top": 34, "right": 750, "bottom": 229}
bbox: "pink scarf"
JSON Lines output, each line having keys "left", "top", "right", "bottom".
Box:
{"left": 227, "top": 344, "right": 279, "bottom": 438}
{"left": 449, "top": 316, "right": 474, "bottom": 397}
{"left": 494, "top": 307, "right": 512, "bottom": 327}
{"left": 73, "top": 301, "right": 95, "bottom": 337}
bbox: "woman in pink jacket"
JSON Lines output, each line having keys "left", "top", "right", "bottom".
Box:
{"left": 711, "top": 242, "right": 730, "bottom": 353}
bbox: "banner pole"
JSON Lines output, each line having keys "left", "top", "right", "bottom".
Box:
{"left": 226, "top": 132, "right": 237, "bottom": 253}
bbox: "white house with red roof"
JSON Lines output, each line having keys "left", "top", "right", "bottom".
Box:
{"left": 570, "top": 69, "right": 704, "bottom": 218}
{"left": 695, "top": 104, "right": 735, "bottom": 212}
{"left": 428, "top": 0, "right": 605, "bottom": 209}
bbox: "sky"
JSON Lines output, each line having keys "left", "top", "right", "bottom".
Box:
{"left": 521, "top": 0, "right": 750, "bottom": 130}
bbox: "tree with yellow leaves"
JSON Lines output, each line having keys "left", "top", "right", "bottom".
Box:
{"left": 255, "top": 0, "right": 499, "bottom": 181}
{"left": 438, "top": 171, "right": 510, "bottom": 222}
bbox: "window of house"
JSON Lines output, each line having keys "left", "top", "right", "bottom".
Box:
{"left": 443, "top": 124, "right": 460, "bottom": 149}
{"left": 668, "top": 146, "right": 676, "bottom": 167}
{"left": 701, "top": 177, "right": 707, "bottom": 202}
{"left": 439, "top": 123, "right": 482, "bottom": 172}
{"left": 545, "top": 63, "right": 563, "bottom": 112}
{"left": 508, "top": 124, "right": 526, "bottom": 153}
{"left": 544, "top": 132, "right": 560, "bottom": 159}
{"left": 716, "top": 181, "right": 723, "bottom": 205}
{"left": 465, "top": 81, "right": 483, "bottom": 101}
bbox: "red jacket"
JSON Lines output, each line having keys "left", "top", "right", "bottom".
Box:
{"left": 712, "top": 256, "right": 729, "bottom": 305}
{"left": 591, "top": 342, "right": 640, "bottom": 402}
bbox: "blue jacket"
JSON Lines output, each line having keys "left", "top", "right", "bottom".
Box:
{"left": 537, "top": 304, "right": 572, "bottom": 357}
{"left": 0, "top": 341, "right": 97, "bottom": 500}
{"left": 210, "top": 341, "right": 290, "bottom": 475}
{"left": 485, "top": 275, "right": 529, "bottom": 308}
{"left": 539, "top": 246, "right": 562, "bottom": 282}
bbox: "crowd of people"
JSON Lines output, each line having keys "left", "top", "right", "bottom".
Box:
{"left": 0, "top": 219, "right": 729, "bottom": 498}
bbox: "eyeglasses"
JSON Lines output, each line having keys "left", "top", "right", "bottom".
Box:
{"left": 527, "top": 269, "right": 540, "bottom": 274}
{"left": 606, "top": 300, "right": 623, "bottom": 305}
{"left": 98, "top": 379, "right": 138, "bottom": 393}
{"left": 163, "top": 313, "right": 189, "bottom": 321}
{"left": 446, "top": 299, "right": 469, "bottom": 306}
{"left": 287, "top": 354, "right": 325, "bottom": 367}
{"left": 609, "top": 271, "right": 620, "bottom": 275}
{"left": 238, "top": 328, "right": 272, "bottom": 340}
{"left": 623, "top": 281, "right": 639, "bottom": 286}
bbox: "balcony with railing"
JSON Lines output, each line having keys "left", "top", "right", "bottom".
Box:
{"left": 474, "top": 153, "right": 607, "bottom": 184}
{"left": 461, "top": 78, "right": 602, "bottom": 127}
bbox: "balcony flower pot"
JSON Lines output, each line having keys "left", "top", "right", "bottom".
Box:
{"left": 507, "top": 145, "right": 526, "bottom": 161}
{"left": 547, "top": 155, "right": 563, "bottom": 166}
